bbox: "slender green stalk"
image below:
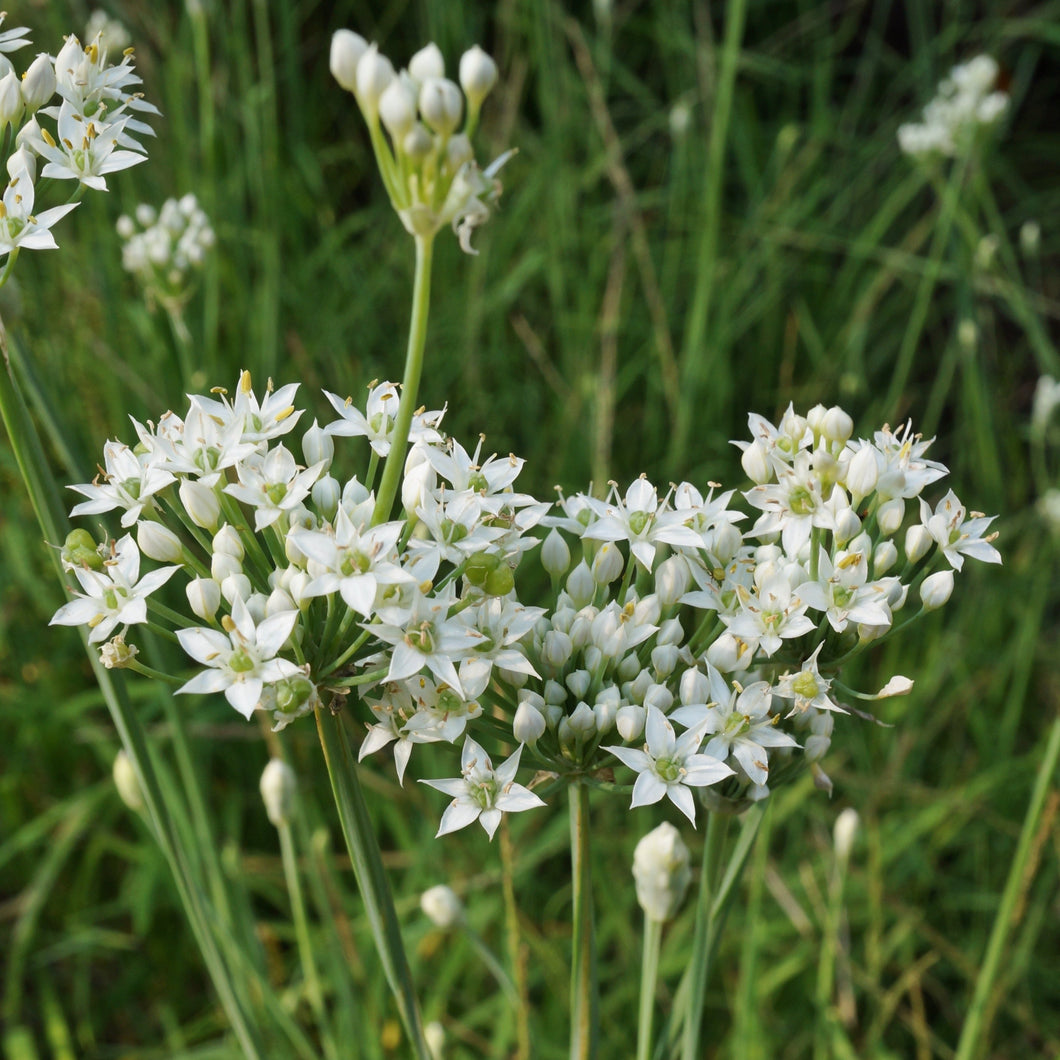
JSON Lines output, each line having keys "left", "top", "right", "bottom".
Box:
{"left": 315, "top": 707, "right": 430, "bottom": 1059}
{"left": 500, "top": 816, "right": 532, "bottom": 1060}
{"left": 636, "top": 916, "right": 663, "bottom": 1060}
{"left": 953, "top": 716, "right": 1060, "bottom": 1060}
{"left": 569, "top": 781, "right": 598, "bottom": 1060}
{"left": 372, "top": 233, "right": 435, "bottom": 526}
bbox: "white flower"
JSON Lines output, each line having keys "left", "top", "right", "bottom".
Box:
{"left": 175, "top": 597, "right": 302, "bottom": 718}
{"left": 224, "top": 445, "right": 325, "bottom": 531}
{"left": 31, "top": 101, "right": 147, "bottom": 190}
{"left": 67, "top": 439, "right": 175, "bottom": 526}
{"left": 420, "top": 884, "right": 464, "bottom": 928}
{"left": 323, "top": 381, "right": 443, "bottom": 456}
{"left": 919, "top": 489, "right": 1001, "bottom": 570}
{"left": 604, "top": 706, "right": 734, "bottom": 826}
{"left": 0, "top": 170, "right": 78, "bottom": 256}
{"left": 50, "top": 534, "right": 178, "bottom": 643}
{"left": 259, "top": 759, "right": 297, "bottom": 826}
{"left": 420, "top": 738, "right": 544, "bottom": 840}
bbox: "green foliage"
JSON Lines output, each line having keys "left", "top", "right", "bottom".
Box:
{"left": 2, "top": 1, "right": 1058, "bottom": 1057}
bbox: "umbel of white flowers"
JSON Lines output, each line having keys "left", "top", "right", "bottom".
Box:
{"left": 52, "top": 374, "right": 1001, "bottom": 838}
{"left": 329, "top": 30, "right": 510, "bottom": 252}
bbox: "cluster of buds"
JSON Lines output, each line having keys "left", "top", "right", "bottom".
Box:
{"left": 0, "top": 14, "right": 156, "bottom": 275}
{"left": 51, "top": 370, "right": 1000, "bottom": 837}
{"left": 897, "top": 55, "right": 1008, "bottom": 159}
{"left": 116, "top": 194, "right": 215, "bottom": 309}
{"left": 329, "top": 29, "right": 508, "bottom": 251}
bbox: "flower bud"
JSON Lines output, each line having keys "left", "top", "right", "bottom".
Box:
{"left": 0, "top": 71, "right": 23, "bottom": 127}
{"left": 706, "top": 632, "right": 752, "bottom": 672}
{"left": 833, "top": 807, "right": 859, "bottom": 865}
{"left": 544, "top": 679, "right": 567, "bottom": 706}
{"left": 62, "top": 528, "right": 104, "bottom": 571}
{"left": 872, "top": 539, "right": 898, "bottom": 576}
{"left": 542, "top": 629, "right": 573, "bottom": 670}
{"left": 568, "top": 700, "right": 597, "bottom": 735}
{"left": 20, "top": 53, "right": 57, "bottom": 113}
{"left": 642, "top": 682, "right": 673, "bottom": 713}
{"left": 513, "top": 696, "right": 546, "bottom": 745}
{"left": 876, "top": 497, "right": 905, "bottom": 537}
{"left": 679, "top": 666, "right": 709, "bottom": 705}
{"left": 593, "top": 687, "right": 620, "bottom": 733}
{"left": 113, "top": 750, "right": 144, "bottom": 813}
{"left": 633, "top": 822, "right": 692, "bottom": 922}
{"left": 330, "top": 29, "right": 368, "bottom": 92}
{"left": 6, "top": 143, "right": 35, "bottom": 182}
{"left": 566, "top": 560, "right": 595, "bottom": 607}
{"left": 420, "top": 884, "right": 463, "bottom": 928}
{"left": 656, "top": 616, "right": 683, "bottom": 647}
{"left": 904, "top": 523, "right": 932, "bottom": 564}
{"left": 845, "top": 445, "right": 879, "bottom": 502}
{"left": 211, "top": 550, "right": 242, "bottom": 583}
{"left": 834, "top": 506, "right": 861, "bottom": 546}
{"left": 137, "top": 521, "right": 183, "bottom": 564}
{"left": 419, "top": 77, "right": 463, "bottom": 136}
{"left": 542, "top": 528, "right": 571, "bottom": 578}
{"left": 302, "top": 419, "right": 334, "bottom": 468}
{"left": 185, "top": 576, "right": 220, "bottom": 621}
{"left": 221, "top": 572, "right": 252, "bottom": 605}
{"left": 712, "top": 521, "right": 743, "bottom": 564}
{"left": 615, "top": 703, "right": 646, "bottom": 742}
{"left": 179, "top": 478, "right": 220, "bottom": 530}
{"left": 312, "top": 474, "right": 341, "bottom": 520}
{"left": 425, "top": 1022, "right": 445, "bottom": 1060}
{"left": 654, "top": 553, "right": 690, "bottom": 607}
{"left": 259, "top": 758, "right": 297, "bottom": 827}
{"left": 740, "top": 440, "right": 772, "bottom": 484}
{"left": 356, "top": 45, "right": 396, "bottom": 118}
{"left": 409, "top": 42, "right": 445, "bottom": 82}
{"left": 402, "top": 122, "right": 433, "bottom": 161}
{"left": 919, "top": 570, "right": 954, "bottom": 610}
{"left": 821, "top": 406, "right": 853, "bottom": 445}
{"left": 459, "top": 45, "right": 498, "bottom": 108}
{"left": 446, "top": 132, "right": 473, "bottom": 169}
{"left": 590, "top": 541, "right": 623, "bottom": 585}
{"left": 1020, "top": 220, "right": 1040, "bottom": 257}
{"left": 566, "top": 669, "right": 591, "bottom": 700}
{"left": 379, "top": 76, "right": 418, "bottom": 139}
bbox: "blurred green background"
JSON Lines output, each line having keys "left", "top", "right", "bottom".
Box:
{"left": 1, "top": 1, "right": 1058, "bottom": 1057}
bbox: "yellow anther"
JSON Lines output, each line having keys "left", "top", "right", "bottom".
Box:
{"left": 239, "top": 369, "right": 253, "bottom": 392}
{"left": 837, "top": 553, "right": 861, "bottom": 570}
{"left": 221, "top": 615, "right": 236, "bottom": 633}
{"left": 276, "top": 406, "right": 295, "bottom": 422}
{"left": 41, "top": 128, "right": 57, "bottom": 148}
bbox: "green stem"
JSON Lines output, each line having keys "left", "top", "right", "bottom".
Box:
{"left": 372, "top": 233, "right": 435, "bottom": 526}
{"left": 569, "top": 781, "right": 598, "bottom": 1060}
{"left": 315, "top": 707, "right": 430, "bottom": 1059}
{"left": 636, "top": 916, "right": 663, "bottom": 1060}
{"left": 953, "top": 715, "right": 1060, "bottom": 1060}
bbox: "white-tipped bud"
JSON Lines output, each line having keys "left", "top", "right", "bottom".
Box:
{"left": 582, "top": 645, "right": 604, "bottom": 673}
{"left": 542, "top": 528, "right": 571, "bottom": 577}
{"left": 185, "top": 576, "right": 221, "bottom": 621}
{"left": 420, "top": 884, "right": 463, "bottom": 928}
{"left": 905, "top": 523, "right": 933, "bottom": 564}
{"left": 615, "top": 703, "right": 646, "bottom": 742}
{"left": 379, "top": 76, "right": 418, "bottom": 139}
{"left": 651, "top": 643, "right": 680, "bottom": 678}
{"left": 356, "top": 45, "right": 396, "bottom": 117}
{"left": 544, "top": 679, "right": 567, "bottom": 706}
{"left": 409, "top": 42, "right": 445, "bottom": 82}
{"left": 593, "top": 687, "right": 621, "bottom": 733}
{"left": 876, "top": 497, "right": 905, "bottom": 537}
{"left": 834, "top": 506, "right": 862, "bottom": 546}
{"left": 846, "top": 445, "right": 879, "bottom": 502}
{"left": 221, "top": 572, "right": 252, "bottom": 606}
{"left": 20, "top": 53, "right": 57, "bottom": 113}
{"left": 633, "top": 822, "right": 692, "bottom": 922}
{"left": 135, "top": 521, "right": 182, "bottom": 564}
{"left": 1020, "top": 220, "right": 1041, "bottom": 257}
{"left": 419, "top": 76, "right": 463, "bottom": 136}
{"left": 113, "top": 750, "right": 144, "bottom": 812}
{"left": 311, "top": 474, "right": 341, "bottom": 520}
{"left": 513, "top": 697, "right": 547, "bottom": 745}
{"left": 806, "top": 404, "right": 827, "bottom": 434}
{"left": 210, "top": 550, "right": 242, "bottom": 583}
{"left": 213, "top": 524, "right": 245, "bottom": 561}
{"left": 591, "top": 541, "right": 624, "bottom": 585}
{"left": 873, "top": 539, "right": 898, "bottom": 576}
{"left": 630, "top": 668, "right": 653, "bottom": 704}
{"left": 266, "top": 587, "right": 297, "bottom": 617}
{"left": 566, "top": 669, "right": 591, "bottom": 700}
{"left": 712, "top": 521, "right": 743, "bottom": 564}
{"left": 260, "top": 758, "right": 297, "bottom": 826}
{"left": 446, "top": 132, "right": 474, "bottom": 169}
{"left": 402, "top": 122, "right": 434, "bottom": 161}
{"left": 302, "top": 419, "right": 334, "bottom": 468}
{"left": 833, "top": 807, "right": 859, "bottom": 864}
{"left": 568, "top": 701, "right": 597, "bottom": 735}
{"left": 740, "top": 440, "right": 772, "bottom": 484}
{"left": 804, "top": 733, "right": 831, "bottom": 762}
{"left": 656, "top": 616, "right": 684, "bottom": 646}
{"left": 642, "top": 682, "right": 673, "bottom": 714}
{"left": 679, "top": 666, "right": 710, "bottom": 705}
{"left": 566, "top": 560, "right": 595, "bottom": 607}
{"left": 821, "top": 406, "right": 853, "bottom": 445}
{"left": 919, "top": 570, "right": 954, "bottom": 610}
{"left": 459, "top": 45, "right": 498, "bottom": 108}
{"left": 0, "top": 71, "right": 23, "bottom": 127}
{"left": 6, "top": 143, "right": 36, "bottom": 183}
{"left": 330, "top": 30, "right": 368, "bottom": 92}
{"left": 654, "top": 553, "right": 690, "bottom": 607}
{"left": 179, "top": 479, "right": 220, "bottom": 530}
{"left": 542, "top": 629, "right": 574, "bottom": 670}
{"left": 424, "top": 1021, "right": 445, "bottom": 1060}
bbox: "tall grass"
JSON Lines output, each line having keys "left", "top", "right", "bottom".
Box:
{"left": 1, "top": 1, "right": 1057, "bottom": 1057}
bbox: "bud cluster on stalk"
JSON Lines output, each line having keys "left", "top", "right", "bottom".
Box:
{"left": 329, "top": 29, "right": 509, "bottom": 251}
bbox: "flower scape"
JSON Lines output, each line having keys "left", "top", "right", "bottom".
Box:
{"left": 52, "top": 373, "right": 1001, "bottom": 834}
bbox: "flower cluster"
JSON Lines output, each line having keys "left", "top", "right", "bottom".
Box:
{"left": 52, "top": 375, "right": 1000, "bottom": 836}
{"left": 0, "top": 14, "right": 157, "bottom": 272}
{"left": 329, "top": 30, "right": 508, "bottom": 251}
{"left": 116, "top": 194, "right": 215, "bottom": 308}
{"left": 897, "top": 55, "right": 1008, "bottom": 158}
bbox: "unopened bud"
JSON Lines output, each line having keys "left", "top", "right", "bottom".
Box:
{"left": 420, "top": 884, "right": 464, "bottom": 928}
{"left": 833, "top": 807, "right": 859, "bottom": 864}
{"left": 904, "top": 523, "right": 932, "bottom": 564}
{"left": 20, "top": 53, "right": 57, "bottom": 113}
{"left": 356, "top": 45, "right": 396, "bottom": 117}
{"left": 179, "top": 478, "right": 220, "bottom": 530}
{"left": 459, "top": 45, "right": 498, "bottom": 109}
{"left": 513, "top": 696, "right": 546, "bottom": 744}
{"left": 137, "top": 521, "right": 183, "bottom": 564}
{"left": 113, "top": 750, "right": 144, "bottom": 812}
{"left": 330, "top": 30, "right": 368, "bottom": 92}
{"left": 633, "top": 822, "right": 692, "bottom": 922}
{"left": 260, "top": 759, "right": 297, "bottom": 827}
{"left": 590, "top": 541, "right": 623, "bottom": 585}
{"left": 919, "top": 570, "right": 954, "bottom": 610}
{"left": 419, "top": 77, "right": 463, "bottom": 136}
{"left": 409, "top": 42, "right": 445, "bottom": 82}
{"left": 186, "top": 576, "right": 221, "bottom": 621}
{"left": 379, "top": 76, "right": 417, "bottom": 139}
